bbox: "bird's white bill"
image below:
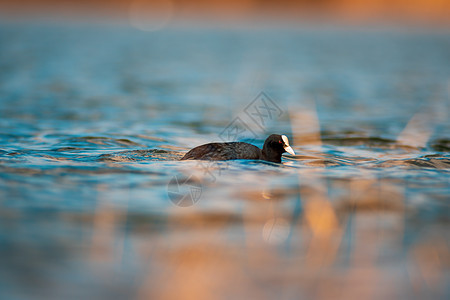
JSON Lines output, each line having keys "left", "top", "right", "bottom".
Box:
{"left": 284, "top": 146, "right": 296, "bottom": 155}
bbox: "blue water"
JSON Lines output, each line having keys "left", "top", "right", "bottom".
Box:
{"left": 0, "top": 23, "right": 449, "bottom": 299}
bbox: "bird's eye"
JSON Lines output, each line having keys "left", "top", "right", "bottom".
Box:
{"left": 278, "top": 141, "right": 282, "bottom": 144}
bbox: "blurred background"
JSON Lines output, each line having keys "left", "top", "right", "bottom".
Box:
{"left": 0, "top": 1, "right": 449, "bottom": 300}
{"left": 0, "top": 0, "right": 450, "bottom": 26}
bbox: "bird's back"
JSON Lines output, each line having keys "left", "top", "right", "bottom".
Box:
{"left": 180, "top": 142, "right": 261, "bottom": 161}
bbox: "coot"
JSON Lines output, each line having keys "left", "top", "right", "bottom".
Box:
{"left": 180, "top": 134, "right": 295, "bottom": 163}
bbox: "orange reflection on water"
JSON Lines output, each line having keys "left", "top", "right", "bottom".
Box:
{"left": 302, "top": 185, "right": 343, "bottom": 269}
{"left": 90, "top": 185, "right": 125, "bottom": 265}
{"left": 290, "top": 102, "right": 322, "bottom": 147}
{"left": 409, "top": 237, "right": 450, "bottom": 296}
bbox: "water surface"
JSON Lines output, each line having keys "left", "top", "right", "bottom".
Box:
{"left": 0, "top": 24, "right": 449, "bottom": 299}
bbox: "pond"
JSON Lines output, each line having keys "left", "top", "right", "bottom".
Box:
{"left": 0, "top": 23, "right": 449, "bottom": 299}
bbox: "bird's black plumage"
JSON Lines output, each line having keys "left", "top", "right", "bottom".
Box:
{"left": 180, "top": 134, "right": 295, "bottom": 163}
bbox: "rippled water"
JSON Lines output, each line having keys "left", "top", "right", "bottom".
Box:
{"left": 0, "top": 24, "right": 449, "bottom": 299}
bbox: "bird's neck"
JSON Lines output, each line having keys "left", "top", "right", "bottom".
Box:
{"left": 261, "top": 146, "right": 282, "bottom": 163}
